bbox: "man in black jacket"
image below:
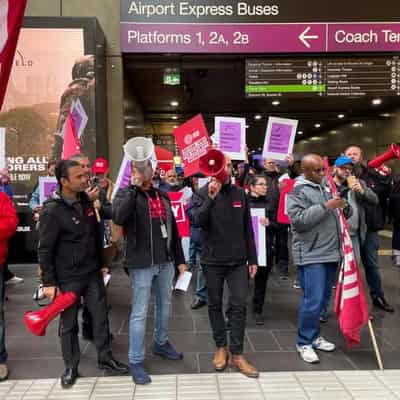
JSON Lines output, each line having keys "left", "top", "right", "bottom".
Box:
{"left": 191, "top": 154, "right": 259, "bottom": 378}
{"left": 112, "top": 157, "right": 187, "bottom": 385}
{"left": 38, "top": 160, "right": 128, "bottom": 389}
{"left": 344, "top": 145, "right": 394, "bottom": 312}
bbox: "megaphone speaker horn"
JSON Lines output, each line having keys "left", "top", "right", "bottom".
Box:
{"left": 368, "top": 143, "right": 400, "bottom": 169}
{"left": 123, "top": 137, "right": 155, "bottom": 162}
{"left": 199, "top": 149, "right": 228, "bottom": 183}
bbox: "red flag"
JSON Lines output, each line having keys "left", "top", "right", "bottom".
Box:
{"left": 323, "top": 158, "right": 369, "bottom": 348}
{"left": 62, "top": 111, "right": 81, "bottom": 160}
{"left": 0, "top": 0, "right": 27, "bottom": 110}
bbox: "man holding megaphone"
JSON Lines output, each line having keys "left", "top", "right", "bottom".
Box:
{"left": 113, "top": 138, "right": 187, "bottom": 385}
{"left": 38, "top": 160, "right": 128, "bottom": 389}
{"left": 190, "top": 150, "right": 259, "bottom": 378}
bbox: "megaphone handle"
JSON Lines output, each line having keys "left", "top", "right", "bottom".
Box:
{"left": 95, "top": 208, "right": 101, "bottom": 223}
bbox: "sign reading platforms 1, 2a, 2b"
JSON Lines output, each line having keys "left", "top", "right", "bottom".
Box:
{"left": 120, "top": 0, "right": 400, "bottom": 53}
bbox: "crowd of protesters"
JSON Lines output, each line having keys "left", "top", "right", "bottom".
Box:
{"left": 0, "top": 142, "right": 396, "bottom": 387}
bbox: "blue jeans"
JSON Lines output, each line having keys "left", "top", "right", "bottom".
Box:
{"left": 297, "top": 262, "right": 338, "bottom": 346}
{"left": 189, "top": 238, "right": 201, "bottom": 267}
{"left": 361, "top": 231, "right": 384, "bottom": 300}
{"left": 195, "top": 265, "right": 208, "bottom": 302}
{"left": 128, "top": 263, "right": 175, "bottom": 364}
{"left": 0, "top": 267, "right": 6, "bottom": 363}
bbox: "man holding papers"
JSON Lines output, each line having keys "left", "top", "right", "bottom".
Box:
{"left": 191, "top": 154, "right": 259, "bottom": 378}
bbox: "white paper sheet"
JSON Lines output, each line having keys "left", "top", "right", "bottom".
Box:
{"left": 175, "top": 271, "right": 192, "bottom": 292}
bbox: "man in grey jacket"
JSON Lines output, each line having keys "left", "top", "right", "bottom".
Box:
{"left": 287, "top": 154, "right": 349, "bottom": 364}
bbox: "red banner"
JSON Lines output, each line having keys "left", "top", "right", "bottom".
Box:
{"left": 168, "top": 191, "right": 190, "bottom": 238}
{"left": 0, "top": 0, "right": 27, "bottom": 110}
{"left": 277, "top": 178, "right": 295, "bottom": 224}
{"left": 62, "top": 111, "right": 82, "bottom": 160}
{"left": 323, "top": 158, "right": 369, "bottom": 348}
{"left": 173, "top": 114, "right": 211, "bottom": 177}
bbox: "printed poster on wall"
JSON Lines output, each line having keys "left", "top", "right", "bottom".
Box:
{"left": 214, "top": 116, "right": 246, "bottom": 160}
{"left": 0, "top": 28, "right": 96, "bottom": 210}
{"left": 262, "top": 117, "right": 298, "bottom": 161}
{"left": 251, "top": 208, "right": 267, "bottom": 267}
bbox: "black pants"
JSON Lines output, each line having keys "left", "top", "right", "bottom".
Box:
{"left": 203, "top": 264, "right": 248, "bottom": 355}
{"left": 276, "top": 224, "right": 289, "bottom": 275}
{"left": 252, "top": 266, "right": 271, "bottom": 314}
{"left": 59, "top": 272, "right": 111, "bottom": 369}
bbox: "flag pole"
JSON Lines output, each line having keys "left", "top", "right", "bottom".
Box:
{"left": 367, "top": 317, "right": 384, "bottom": 370}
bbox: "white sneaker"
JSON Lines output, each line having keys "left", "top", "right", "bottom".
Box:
{"left": 312, "top": 336, "right": 336, "bottom": 352}
{"left": 296, "top": 344, "right": 320, "bottom": 364}
{"left": 33, "top": 285, "right": 46, "bottom": 301}
{"left": 6, "top": 276, "right": 24, "bottom": 285}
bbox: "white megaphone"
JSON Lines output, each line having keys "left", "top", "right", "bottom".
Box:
{"left": 123, "top": 137, "right": 155, "bottom": 163}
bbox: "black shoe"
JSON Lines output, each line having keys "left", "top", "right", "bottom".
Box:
{"left": 61, "top": 368, "right": 79, "bottom": 389}
{"left": 191, "top": 298, "right": 207, "bottom": 310}
{"left": 98, "top": 357, "right": 129, "bottom": 374}
{"left": 373, "top": 297, "right": 395, "bottom": 313}
{"left": 254, "top": 313, "right": 264, "bottom": 326}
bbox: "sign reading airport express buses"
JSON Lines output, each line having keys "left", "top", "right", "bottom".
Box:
{"left": 121, "top": 0, "right": 400, "bottom": 53}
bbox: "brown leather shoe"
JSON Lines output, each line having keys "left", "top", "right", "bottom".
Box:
{"left": 230, "top": 355, "right": 259, "bottom": 378}
{"left": 213, "top": 347, "right": 229, "bottom": 371}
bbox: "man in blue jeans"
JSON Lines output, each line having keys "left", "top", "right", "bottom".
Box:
{"left": 113, "top": 157, "right": 187, "bottom": 385}
{"left": 287, "top": 154, "right": 351, "bottom": 364}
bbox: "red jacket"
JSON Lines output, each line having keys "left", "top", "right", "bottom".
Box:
{"left": 0, "top": 192, "right": 18, "bottom": 266}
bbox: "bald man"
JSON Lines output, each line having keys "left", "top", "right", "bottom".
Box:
{"left": 191, "top": 154, "right": 259, "bottom": 378}
{"left": 344, "top": 146, "right": 394, "bottom": 312}
{"left": 287, "top": 154, "right": 350, "bottom": 364}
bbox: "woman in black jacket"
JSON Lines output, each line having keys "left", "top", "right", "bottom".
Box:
{"left": 248, "top": 175, "right": 278, "bottom": 325}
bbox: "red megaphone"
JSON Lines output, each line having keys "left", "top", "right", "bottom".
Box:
{"left": 368, "top": 144, "right": 400, "bottom": 169}
{"left": 24, "top": 291, "right": 77, "bottom": 336}
{"left": 199, "top": 149, "right": 228, "bottom": 184}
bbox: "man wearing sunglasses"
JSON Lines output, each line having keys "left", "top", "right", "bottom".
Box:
{"left": 287, "top": 154, "right": 351, "bottom": 364}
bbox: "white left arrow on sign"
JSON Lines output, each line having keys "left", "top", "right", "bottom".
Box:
{"left": 299, "top": 26, "right": 319, "bottom": 48}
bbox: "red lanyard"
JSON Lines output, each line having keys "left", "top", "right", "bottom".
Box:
{"left": 145, "top": 192, "right": 166, "bottom": 221}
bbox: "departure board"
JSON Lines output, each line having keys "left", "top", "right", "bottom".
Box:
{"left": 245, "top": 57, "right": 400, "bottom": 98}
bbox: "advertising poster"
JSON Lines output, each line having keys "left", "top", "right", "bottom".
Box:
{"left": 173, "top": 114, "right": 211, "bottom": 177}
{"left": 0, "top": 28, "right": 96, "bottom": 210}
{"left": 214, "top": 116, "right": 246, "bottom": 160}
{"left": 262, "top": 117, "right": 298, "bottom": 161}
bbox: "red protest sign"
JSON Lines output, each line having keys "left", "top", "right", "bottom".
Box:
{"left": 173, "top": 114, "right": 211, "bottom": 177}
{"left": 168, "top": 191, "right": 190, "bottom": 238}
{"left": 277, "top": 178, "right": 295, "bottom": 224}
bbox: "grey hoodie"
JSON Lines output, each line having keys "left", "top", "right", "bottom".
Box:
{"left": 287, "top": 175, "right": 349, "bottom": 266}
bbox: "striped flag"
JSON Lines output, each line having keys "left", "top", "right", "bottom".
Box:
{"left": 323, "top": 157, "right": 369, "bottom": 348}
{"left": 0, "top": 0, "right": 27, "bottom": 110}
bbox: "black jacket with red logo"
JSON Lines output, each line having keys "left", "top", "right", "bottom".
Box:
{"left": 191, "top": 183, "right": 257, "bottom": 266}
{"left": 38, "top": 192, "right": 105, "bottom": 286}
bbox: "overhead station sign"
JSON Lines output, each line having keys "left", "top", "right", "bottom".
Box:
{"left": 246, "top": 57, "right": 400, "bottom": 97}
{"left": 121, "top": 1, "right": 400, "bottom": 53}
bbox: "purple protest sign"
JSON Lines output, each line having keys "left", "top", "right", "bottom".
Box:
{"left": 39, "top": 177, "right": 58, "bottom": 205}
{"left": 251, "top": 215, "right": 259, "bottom": 256}
{"left": 215, "top": 117, "right": 246, "bottom": 160}
{"left": 220, "top": 122, "right": 241, "bottom": 153}
{"left": 267, "top": 123, "right": 293, "bottom": 154}
{"left": 112, "top": 154, "right": 132, "bottom": 199}
{"left": 263, "top": 117, "right": 298, "bottom": 161}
